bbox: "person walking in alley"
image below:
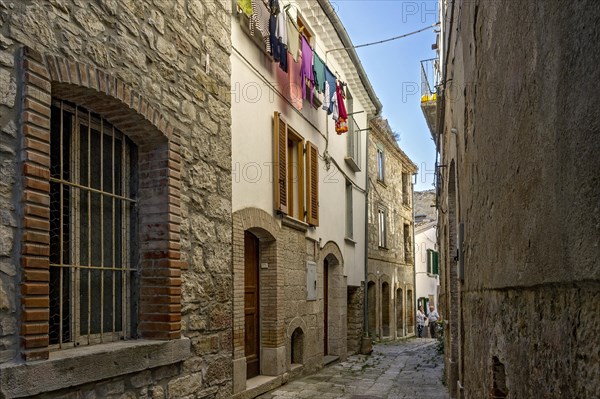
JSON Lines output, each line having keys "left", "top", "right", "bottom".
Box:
{"left": 416, "top": 306, "right": 426, "bottom": 337}
{"left": 428, "top": 305, "right": 440, "bottom": 338}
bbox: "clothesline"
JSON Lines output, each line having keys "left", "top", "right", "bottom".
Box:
{"left": 279, "top": 2, "right": 344, "bottom": 79}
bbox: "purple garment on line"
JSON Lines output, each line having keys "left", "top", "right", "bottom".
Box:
{"left": 300, "top": 36, "right": 314, "bottom": 104}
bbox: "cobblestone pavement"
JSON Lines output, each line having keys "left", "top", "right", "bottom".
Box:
{"left": 258, "top": 338, "right": 449, "bottom": 399}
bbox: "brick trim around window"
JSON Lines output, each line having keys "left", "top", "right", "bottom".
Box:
{"left": 18, "top": 46, "right": 186, "bottom": 361}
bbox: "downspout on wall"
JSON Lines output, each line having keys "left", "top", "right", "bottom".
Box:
{"left": 360, "top": 121, "right": 372, "bottom": 355}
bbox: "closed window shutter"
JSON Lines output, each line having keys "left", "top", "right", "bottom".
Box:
{"left": 273, "top": 112, "right": 288, "bottom": 214}
{"left": 433, "top": 251, "right": 439, "bottom": 275}
{"left": 306, "top": 141, "right": 319, "bottom": 226}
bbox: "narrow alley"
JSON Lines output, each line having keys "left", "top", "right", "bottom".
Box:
{"left": 258, "top": 339, "right": 449, "bottom": 399}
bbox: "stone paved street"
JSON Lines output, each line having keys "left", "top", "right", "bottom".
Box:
{"left": 258, "top": 339, "right": 449, "bottom": 399}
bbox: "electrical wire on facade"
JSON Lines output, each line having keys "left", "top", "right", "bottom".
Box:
{"left": 326, "top": 22, "right": 440, "bottom": 55}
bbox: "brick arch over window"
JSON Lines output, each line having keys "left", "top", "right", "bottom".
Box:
{"left": 18, "top": 47, "right": 185, "bottom": 361}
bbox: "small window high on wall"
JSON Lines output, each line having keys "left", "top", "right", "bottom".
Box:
{"left": 345, "top": 180, "right": 353, "bottom": 239}
{"left": 376, "top": 146, "right": 385, "bottom": 182}
{"left": 378, "top": 206, "right": 387, "bottom": 248}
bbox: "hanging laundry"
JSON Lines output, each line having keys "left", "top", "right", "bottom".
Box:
{"left": 286, "top": 15, "right": 300, "bottom": 62}
{"left": 269, "top": 13, "right": 280, "bottom": 61}
{"left": 276, "top": 5, "right": 287, "bottom": 47}
{"left": 274, "top": 0, "right": 288, "bottom": 72}
{"left": 289, "top": 53, "right": 303, "bottom": 110}
{"left": 250, "top": 0, "right": 271, "bottom": 52}
{"left": 300, "top": 36, "right": 314, "bottom": 104}
{"left": 322, "top": 67, "right": 336, "bottom": 114}
{"left": 278, "top": 40, "right": 288, "bottom": 72}
{"left": 335, "top": 82, "right": 348, "bottom": 134}
{"left": 313, "top": 52, "right": 326, "bottom": 93}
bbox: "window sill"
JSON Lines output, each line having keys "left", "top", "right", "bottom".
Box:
{"left": 376, "top": 179, "right": 387, "bottom": 188}
{"left": 281, "top": 215, "right": 309, "bottom": 232}
{"left": 378, "top": 245, "right": 389, "bottom": 251}
{"left": 344, "top": 156, "right": 361, "bottom": 172}
{"left": 0, "top": 338, "right": 191, "bottom": 398}
{"left": 345, "top": 237, "right": 356, "bottom": 245}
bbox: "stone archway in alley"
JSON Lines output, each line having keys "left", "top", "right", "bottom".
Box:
{"left": 367, "top": 278, "right": 377, "bottom": 339}
{"left": 320, "top": 241, "right": 344, "bottom": 359}
{"left": 407, "top": 288, "right": 415, "bottom": 334}
{"left": 396, "top": 287, "right": 404, "bottom": 337}
{"left": 381, "top": 279, "right": 391, "bottom": 338}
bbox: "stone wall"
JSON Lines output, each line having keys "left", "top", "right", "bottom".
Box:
{"left": 0, "top": 0, "right": 233, "bottom": 397}
{"left": 438, "top": 0, "right": 600, "bottom": 397}
{"left": 366, "top": 118, "right": 417, "bottom": 341}
{"left": 346, "top": 284, "right": 363, "bottom": 354}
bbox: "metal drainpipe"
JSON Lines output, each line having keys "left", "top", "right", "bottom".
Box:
{"left": 412, "top": 176, "right": 417, "bottom": 336}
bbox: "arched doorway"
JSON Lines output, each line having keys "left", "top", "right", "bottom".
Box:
{"left": 367, "top": 281, "right": 376, "bottom": 338}
{"left": 244, "top": 231, "right": 260, "bottom": 378}
{"left": 396, "top": 288, "right": 403, "bottom": 337}
{"left": 407, "top": 289, "right": 414, "bottom": 334}
{"left": 381, "top": 282, "right": 390, "bottom": 337}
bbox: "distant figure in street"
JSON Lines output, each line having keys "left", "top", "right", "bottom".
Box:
{"left": 416, "top": 306, "right": 426, "bottom": 338}
{"left": 428, "top": 305, "right": 440, "bottom": 338}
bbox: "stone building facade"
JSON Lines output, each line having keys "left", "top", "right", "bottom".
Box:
{"left": 427, "top": 0, "right": 600, "bottom": 397}
{"left": 0, "top": 1, "right": 233, "bottom": 397}
{"left": 366, "top": 118, "right": 417, "bottom": 341}
{"left": 230, "top": 0, "right": 381, "bottom": 397}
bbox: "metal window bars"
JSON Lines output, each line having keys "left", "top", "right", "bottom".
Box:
{"left": 49, "top": 99, "right": 136, "bottom": 349}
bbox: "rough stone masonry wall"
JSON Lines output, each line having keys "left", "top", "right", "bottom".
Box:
{"left": 0, "top": 0, "right": 232, "bottom": 397}
{"left": 366, "top": 119, "right": 416, "bottom": 340}
{"left": 281, "top": 226, "right": 346, "bottom": 373}
{"left": 442, "top": 0, "right": 600, "bottom": 397}
{"left": 346, "top": 284, "right": 363, "bottom": 355}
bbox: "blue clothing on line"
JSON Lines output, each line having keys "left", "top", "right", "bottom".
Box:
{"left": 324, "top": 66, "right": 336, "bottom": 114}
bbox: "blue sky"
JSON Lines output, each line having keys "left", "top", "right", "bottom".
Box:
{"left": 334, "top": 0, "right": 439, "bottom": 191}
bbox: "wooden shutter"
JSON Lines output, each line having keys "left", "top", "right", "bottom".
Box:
{"left": 433, "top": 251, "right": 439, "bottom": 275}
{"left": 273, "top": 112, "right": 288, "bottom": 214}
{"left": 306, "top": 141, "right": 319, "bottom": 226}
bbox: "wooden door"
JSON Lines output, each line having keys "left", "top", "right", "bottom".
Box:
{"left": 244, "top": 231, "right": 260, "bottom": 378}
{"left": 323, "top": 259, "right": 329, "bottom": 355}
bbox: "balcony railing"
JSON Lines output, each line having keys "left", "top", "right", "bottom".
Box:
{"left": 420, "top": 58, "right": 441, "bottom": 138}
{"left": 420, "top": 58, "right": 440, "bottom": 103}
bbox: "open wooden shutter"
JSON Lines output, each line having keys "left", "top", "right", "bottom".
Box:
{"left": 273, "top": 112, "right": 288, "bottom": 214}
{"left": 433, "top": 251, "right": 439, "bottom": 275}
{"left": 306, "top": 141, "right": 319, "bottom": 226}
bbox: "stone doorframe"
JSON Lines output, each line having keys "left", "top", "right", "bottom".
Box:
{"left": 366, "top": 273, "right": 377, "bottom": 339}
{"left": 319, "top": 241, "right": 346, "bottom": 360}
{"left": 379, "top": 274, "right": 392, "bottom": 339}
{"left": 232, "top": 208, "right": 284, "bottom": 394}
